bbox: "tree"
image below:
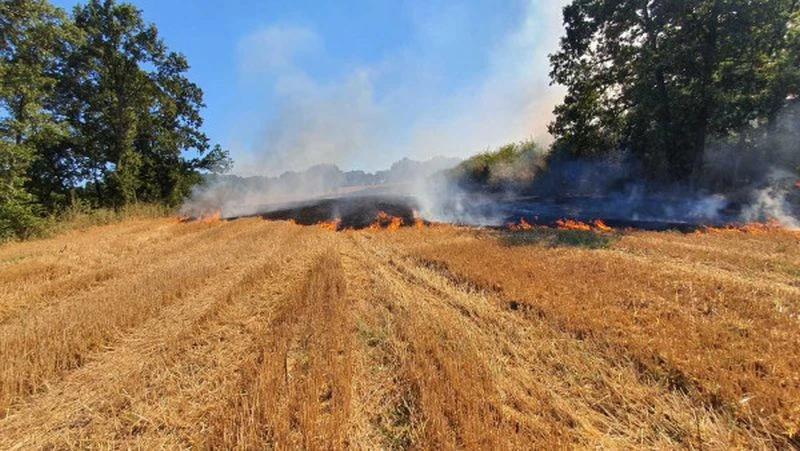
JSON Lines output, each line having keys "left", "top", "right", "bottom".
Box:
{"left": 549, "top": 0, "right": 800, "bottom": 181}
{"left": 0, "top": 0, "right": 78, "bottom": 236}
{"left": 0, "top": 0, "right": 230, "bottom": 239}
{"left": 64, "top": 0, "right": 229, "bottom": 207}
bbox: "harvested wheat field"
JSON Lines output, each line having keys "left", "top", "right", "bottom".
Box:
{"left": 0, "top": 217, "right": 798, "bottom": 449}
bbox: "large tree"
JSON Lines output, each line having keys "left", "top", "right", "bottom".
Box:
{"left": 549, "top": 0, "right": 800, "bottom": 180}
{"left": 0, "top": 0, "right": 230, "bottom": 239}
{"left": 62, "top": 0, "right": 229, "bottom": 207}
{"left": 0, "top": 0, "right": 79, "bottom": 236}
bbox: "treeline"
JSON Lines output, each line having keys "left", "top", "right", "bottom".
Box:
{"left": 0, "top": 0, "right": 230, "bottom": 239}
{"left": 549, "top": 0, "right": 800, "bottom": 182}
{"left": 187, "top": 157, "right": 461, "bottom": 215}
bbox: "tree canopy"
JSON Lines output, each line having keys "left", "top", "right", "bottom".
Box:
{"left": 549, "top": 0, "right": 800, "bottom": 180}
{"left": 0, "top": 0, "right": 230, "bottom": 238}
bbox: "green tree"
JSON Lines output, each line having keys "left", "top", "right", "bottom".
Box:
{"left": 64, "top": 0, "right": 229, "bottom": 207}
{"left": 549, "top": 0, "right": 800, "bottom": 180}
{"left": 0, "top": 0, "right": 78, "bottom": 237}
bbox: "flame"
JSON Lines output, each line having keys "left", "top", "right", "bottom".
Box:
{"left": 592, "top": 219, "right": 613, "bottom": 232}
{"left": 318, "top": 217, "right": 342, "bottom": 231}
{"left": 507, "top": 217, "right": 614, "bottom": 232}
{"left": 370, "top": 211, "right": 403, "bottom": 230}
{"left": 201, "top": 210, "right": 222, "bottom": 224}
{"left": 555, "top": 218, "right": 592, "bottom": 231}
{"left": 177, "top": 210, "right": 221, "bottom": 224}
{"left": 506, "top": 218, "right": 533, "bottom": 231}
{"left": 697, "top": 219, "right": 786, "bottom": 235}
{"left": 412, "top": 210, "right": 426, "bottom": 229}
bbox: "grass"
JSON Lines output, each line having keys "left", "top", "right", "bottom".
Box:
{"left": 0, "top": 217, "right": 797, "bottom": 448}
{"left": 448, "top": 139, "right": 547, "bottom": 190}
{"left": 497, "top": 228, "right": 618, "bottom": 249}
{"left": 2, "top": 203, "right": 173, "bottom": 245}
{"left": 47, "top": 203, "right": 173, "bottom": 233}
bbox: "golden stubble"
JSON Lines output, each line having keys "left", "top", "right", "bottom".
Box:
{"left": 0, "top": 219, "right": 797, "bottom": 448}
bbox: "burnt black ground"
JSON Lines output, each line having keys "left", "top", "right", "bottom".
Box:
{"left": 252, "top": 196, "right": 420, "bottom": 230}
{"left": 231, "top": 194, "right": 737, "bottom": 232}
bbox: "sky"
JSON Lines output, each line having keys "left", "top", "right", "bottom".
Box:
{"left": 52, "top": 0, "right": 568, "bottom": 176}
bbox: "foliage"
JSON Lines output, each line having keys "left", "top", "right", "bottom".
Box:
{"left": 0, "top": 0, "right": 230, "bottom": 239}
{"left": 448, "top": 140, "right": 547, "bottom": 191}
{"left": 0, "top": 0, "right": 76, "bottom": 238}
{"left": 62, "top": 0, "right": 231, "bottom": 207}
{"left": 549, "top": 0, "right": 800, "bottom": 180}
{"left": 499, "top": 228, "right": 616, "bottom": 249}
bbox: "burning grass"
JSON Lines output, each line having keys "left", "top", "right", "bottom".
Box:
{"left": 312, "top": 210, "right": 427, "bottom": 231}
{"left": 0, "top": 217, "right": 797, "bottom": 448}
{"left": 696, "top": 219, "right": 800, "bottom": 237}
{"left": 503, "top": 217, "right": 618, "bottom": 248}
{"left": 499, "top": 228, "right": 617, "bottom": 249}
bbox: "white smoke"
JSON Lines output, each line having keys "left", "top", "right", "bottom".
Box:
{"left": 740, "top": 170, "right": 800, "bottom": 228}
{"left": 182, "top": 0, "right": 571, "bottom": 217}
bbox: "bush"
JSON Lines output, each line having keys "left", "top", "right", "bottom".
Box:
{"left": 48, "top": 202, "right": 172, "bottom": 234}
{"left": 448, "top": 140, "right": 547, "bottom": 191}
{"left": 0, "top": 201, "right": 44, "bottom": 242}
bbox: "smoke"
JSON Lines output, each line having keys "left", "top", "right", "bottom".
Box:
{"left": 410, "top": 97, "right": 800, "bottom": 229}
{"left": 182, "top": 0, "right": 799, "bottom": 230}
{"left": 428, "top": 101, "right": 800, "bottom": 228}
{"left": 182, "top": 0, "right": 570, "bottom": 217}
{"left": 741, "top": 175, "right": 800, "bottom": 229}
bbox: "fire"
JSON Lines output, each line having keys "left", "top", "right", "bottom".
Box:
{"left": 369, "top": 211, "right": 403, "bottom": 230}
{"left": 318, "top": 217, "right": 342, "bottom": 231}
{"left": 592, "top": 219, "right": 613, "bottom": 232}
{"left": 697, "top": 219, "right": 786, "bottom": 235}
{"left": 506, "top": 218, "right": 533, "bottom": 231}
{"left": 201, "top": 210, "right": 222, "bottom": 224}
{"left": 555, "top": 218, "right": 592, "bottom": 231}
{"left": 555, "top": 218, "right": 615, "bottom": 232}
{"left": 506, "top": 217, "right": 615, "bottom": 232}
{"left": 412, "top": 210, "right": 426, "bottom": 229}
{"left": 177, "top": 210, "right": 221, "bottom": 224}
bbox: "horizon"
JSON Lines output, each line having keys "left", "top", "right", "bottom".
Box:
{"left": 51, "top": 0, "right": 567, "bottom": 176}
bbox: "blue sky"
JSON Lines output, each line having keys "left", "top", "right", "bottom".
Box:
{"left": 53, "top": 0, "right": 567, "bottom": 175}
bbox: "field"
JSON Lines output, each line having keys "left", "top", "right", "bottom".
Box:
{"left": 0, "top": 217, "right": 798, "bottom": 449}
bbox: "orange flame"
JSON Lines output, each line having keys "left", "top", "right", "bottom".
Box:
{"left": 506, "top": 217, "right": 614, "bottom": 232}
{"left": 201, "top": 210, "right": 222, "bottom": 224}
{"left": 177, "top": 210, "right": 221, "bottom": 224}
{"left": 697, "top": 219, "right": 788, "bottom": 235}
{"left": 592, "top": 219, "right": 613, "bottom": 232}
{"left": 506, "top": 218, "right": 533, "bottom": 231}
{"left": 412, "top": 211, "right": 426, "bottom": 229}
{"left": 555, "top": 218, "right": 592, "bottom": 231}
{"left": 318, "top": 217, "right": 342, "bottom": 231}
{"left": 370, "top": 211, "right": 403, "bottom": 230}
